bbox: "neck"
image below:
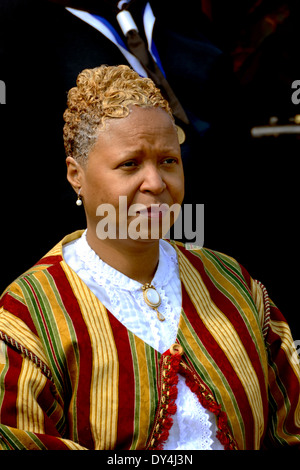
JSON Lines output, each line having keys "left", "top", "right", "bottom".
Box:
{"left": 86, "top": 228, "right": 160, "bottom": 285}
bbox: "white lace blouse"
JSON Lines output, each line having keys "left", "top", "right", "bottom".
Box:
{"left": 63, "top": 231, "right": 224, "bottom": 450}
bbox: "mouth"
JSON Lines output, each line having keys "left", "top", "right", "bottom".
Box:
{"left": 138, "top": 203, "right": 170, "bottom": 219}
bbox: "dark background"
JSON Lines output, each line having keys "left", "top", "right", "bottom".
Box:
{"left": 0, "top": 0, "right": 299, "bottom": 338}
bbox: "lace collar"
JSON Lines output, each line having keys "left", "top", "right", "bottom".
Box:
{"left": 73, "top": 230, "right": 179, "bottom": 291}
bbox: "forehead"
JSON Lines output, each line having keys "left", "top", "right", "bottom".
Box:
{"left": 98, "top": 106, "right": 178, "bottom": 148}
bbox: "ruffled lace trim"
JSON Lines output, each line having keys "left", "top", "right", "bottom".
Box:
{"left": 74, "top": 230, "right": 178, "bottom": 291}
{"left": 148, "top": 350, "right": 237, "bottom": 451}
{"left": 164, "top": 375, "right": 215, "bottom": 450}
{"left": 180, "top": 362, "right": 238, "bottom": 450}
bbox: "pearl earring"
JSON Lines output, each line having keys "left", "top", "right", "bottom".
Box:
{"left": 76, "top": 188, "right": 83, "bottom": 206}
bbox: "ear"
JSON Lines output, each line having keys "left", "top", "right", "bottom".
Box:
{"left": 66, "top": 157, "right": 84, "bottom": 192}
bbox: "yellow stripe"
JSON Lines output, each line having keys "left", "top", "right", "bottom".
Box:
{"left": 35, "top": 271, "right": 79, "bottom": 377}
{"left": 176, "top": 247, "right": 265, "bottom": 448}
{"left": 268, "top": 364, "right": 291, "bottom": 443}
{"left": 63, "top": 262, "right": 119, "bottom": 450}
{"left": 0, "top": 339, "right": 7, "bottom": 365}
{"left": 30, "top": 270, "right": 81, "bottom": 427}
{"left": 133, "top": 338, "right": 151, "bottom": 449}
{"left": 0, "top": 309, "right": 49, "bottom": 366}
{"left": 201, "top": 253, "right": 267, "bottom": 356}
{"left": 251, "top": 278, "right": 265, "bottom": 332}
{"left": 179, "top": 312, "right": 246, "bottom": 448}
{"left": 271, "top": 320, "right": 300, "bottom": 379}
{"left": 58, "top": 438, "right": 89, "bottom": 449}
{"left": 270, "top": 320, "right": 300, "bottom": 429}
{"left": 1, "top": 427, "right": 45, "bottom": 450}
{"left": 42, "top": 230, "right": 85, "bottom": 260}
{"left": 17, "top": 357, "right": 47, "bottom": 433}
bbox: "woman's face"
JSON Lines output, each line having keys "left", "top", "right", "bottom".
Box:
{"left": 68, "top": 105, "right": 185, "bottom": 244}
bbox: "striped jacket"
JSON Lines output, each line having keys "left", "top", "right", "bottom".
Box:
{"left": 0, "top": 231, "right": 299, "bottom": 450}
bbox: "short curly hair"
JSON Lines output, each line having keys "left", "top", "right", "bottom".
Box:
{"left": 63, "top": 64, "right": 174, "bottom": 164}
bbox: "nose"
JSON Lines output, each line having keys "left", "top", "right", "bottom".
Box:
{"left": 139, "top": 164, "right": 166, "bottom": 194}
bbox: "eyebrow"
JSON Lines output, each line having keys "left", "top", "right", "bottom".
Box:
{"left": 117, "top": 145, "right": 179, "bottom": 159}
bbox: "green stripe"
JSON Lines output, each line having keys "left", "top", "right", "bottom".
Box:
{"left": 17, "top": 272, "right": 78, "bottom": 402}
{"left": 18, "top": 276, "right": 66, "bottom": 396}
{"left": 128, "top": 332, "right": 140, "bottom": 450}
{"left": 44, "top": 269, "right": 80, "bottom": 366}
{"left": 5, "top": 290, "right": 26, "bottom": 306}
{"left": 14, "top": 269, "right": 80, "bottom": 440}
{"left": 127, "top": 334, "right": 160, "bottom": 449}
{"left": 177, "top": 309, "right": 245, "bottom": 444}
{"left": 145, "top": 345, "right": 160, "bottom": 438}
{"left": 266, "top": 387, "right": 288, "bottom": 446}
{"left": 267, "top": 353, "right": 299, "bottom": 444}
{"left": 0, "top": 425, "right": 47, "bottom": 450}
{"left": 196, "top": 248, "right": 255, "bottom": 308}
{"left": 191, "top": 248, "right": 266, "bottom": 366}
{"left": 43, "top": 269, "right": 80, "bottom": 442}
{"left": 0, "top": 343, "right": 9, "bottom": 409}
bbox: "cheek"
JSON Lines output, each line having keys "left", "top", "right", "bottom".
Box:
{"left": 84, "top": 187, "right": 118, "bottom": 210}
{"left": 81, "top": 178, "right": 110, "bottom": 218}
{"left": 83, "top": 173, "right": 136, "bottom": 211}
{"left": 170, "top": 173, "right": 185, "bottom": 204}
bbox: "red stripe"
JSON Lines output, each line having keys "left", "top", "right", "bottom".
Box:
{"left": 35, "top": 255, "right": 63, "bottom": 266}
{"left": 37, "top": 381, "right": 65, "bottom": 437}
{"left": 1, "top": 290, "right": 38, "bottom": 336}
{"left": 180, "top": 247, "right": 269, "bottom": 391}
{"left": 107, "top": 311, "right": 135, "bottom": 450}
{"left": 47, "top": 263, "right": 95, "bottom": 448}
{"left": 1, "top": 347, "right": 22, "bottom": 428}
{"left": 35, "top": 433, "right": 70, "bottom": 449}
{"left": 267, "top": 311, "right": 300, "bottom": 437}
{"left": 24, "top": 277, "right": 64, "bottom": 377}
{"left": 181, "top": 274, "right": 262, "bottom": 449}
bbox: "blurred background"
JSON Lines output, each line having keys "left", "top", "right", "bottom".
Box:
{"left": 0, "top": 0, "right": 299, "bottom": 337}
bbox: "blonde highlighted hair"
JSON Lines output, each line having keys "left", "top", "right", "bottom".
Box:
{"left": 63, "top": 64, "right": 173, "bottom": 164}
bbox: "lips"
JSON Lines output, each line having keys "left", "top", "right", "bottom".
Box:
{"left": 138, "top": 203, "right": 170, "bottom": 219}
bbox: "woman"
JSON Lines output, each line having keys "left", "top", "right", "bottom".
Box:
{"left": 0, "top": 65, "right": 299, "bottom": 450}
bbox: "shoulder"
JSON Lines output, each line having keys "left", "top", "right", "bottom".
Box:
{"left": 169, "top": 240, "right": 251, "bottom": 286}
{"left": 1, "top": 231, "right": 84, "bottom": 304}
{"left": 169, "top": 240, "right": 272, "bottom": 336}
{"left": 0, "top": 232, "right": 86, "bottom": 352}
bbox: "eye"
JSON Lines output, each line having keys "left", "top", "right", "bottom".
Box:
{"left": 119, "top": 160, "right": 138, "bottom": 169}
{"left": 161, "top": 157, "right": 179, "bottom": 165}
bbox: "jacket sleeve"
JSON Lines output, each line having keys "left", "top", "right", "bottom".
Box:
{"left": 251, "top": 279, "right": 300, "bottom": 448}
{"left": 0, "top": 282, "right": 89, "bottom": 450}
{"left": 0, "top": 340, "right": 88, "bottom": 450}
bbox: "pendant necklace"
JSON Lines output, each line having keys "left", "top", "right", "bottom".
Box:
{"left": 142, "top": 283, "right": 165, "bottom": 322}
